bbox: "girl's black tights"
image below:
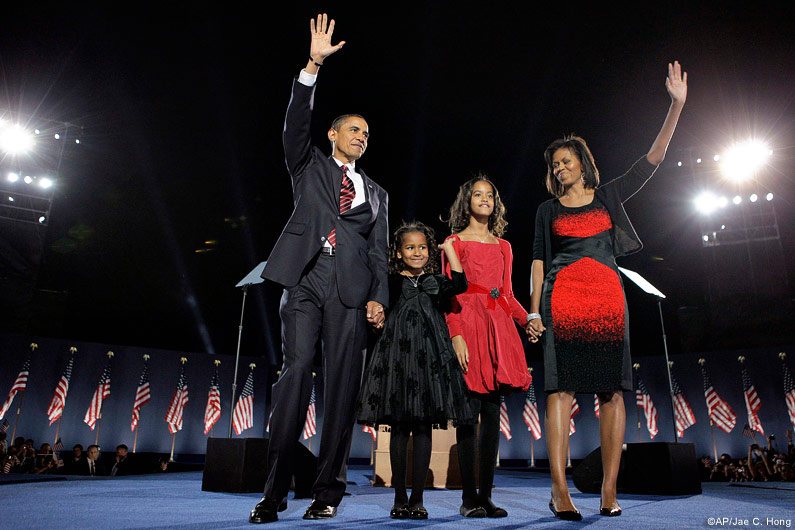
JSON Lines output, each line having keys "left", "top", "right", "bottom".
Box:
{"left": 389, "top": 422, "right": 432, "bottom": 507}
{"left": 456, "top": 394, "right": 500, "bottom": 509}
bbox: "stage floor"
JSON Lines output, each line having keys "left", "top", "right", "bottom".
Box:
{"left": 1, "top": 466, "right": 793, "bottom": 529}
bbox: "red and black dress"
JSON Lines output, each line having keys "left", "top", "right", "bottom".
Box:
{"left": 541, "top": 198, "right": 631, "bottom": 393}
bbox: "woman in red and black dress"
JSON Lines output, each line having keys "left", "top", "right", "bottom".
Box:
{"left": 527, "top": 61, "right": 687, "bottom": 520}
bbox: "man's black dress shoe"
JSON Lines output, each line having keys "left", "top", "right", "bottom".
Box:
{"left": 303, "top": 500, "right": 337, "bottom": 520}
{"left": 549, "top": 500, "right": 582, "bottom": 521}
{"left": 249, "top": 496, "right": 285, "bottom": 524}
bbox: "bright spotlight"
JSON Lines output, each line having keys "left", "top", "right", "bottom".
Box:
{"left": 694, "top": 191, "right": 720, "bottom": 215}
{"left": 677, "top": 161, "right": 682, "bottom": 167}
{"left": 54, "top": 133, "right": 60, "bottom": 140}
{"left": 721, "top": 140, "right": 770, "bottom": 182}
{"left": 713, "top": 155, "right": 720, "bottom": 162}
{"left": 696, "top": 158, "right": 702, "bottom": 164}
{"left": 702, "top": 234, "right": 709, "bottom": 242}
{"left": 38, "top": 216, "right": 46, "bottom": 223}
{"left": 8, "top": 196, "right": 14, "bottom": 202}
{"left": 23, "top": 175, "right": 32, "bottom": 184}
{"left": 732, "top": 195, "right": 742, "bottom": 205}
{"left": 0, "top": 124, "right": 34, "bottom": 154}
{"left": 7, "top": 172, "right": 19, "bottom": 182}
{"left": 717, "top": 196, "right": 728, "bottom": 208}
{"left": 766, "top": 192, "right": 773, "bottom": 201}
{"left": 39, "top": 178, "right": 53, "bottom": 189}
{"left": 749, "top": 193, "right": 758, "bottom": 203}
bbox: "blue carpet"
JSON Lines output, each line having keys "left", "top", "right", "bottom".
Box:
{"left": 1, "top": 467, "right": 793, "bottom": 529}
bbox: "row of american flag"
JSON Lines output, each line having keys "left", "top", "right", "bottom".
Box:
{"left": 3, "top": 347, "right": 793, "bottom": 445}
{"left": 494, "top": 357, "right": 795, "bottom": 442}
{"left": 0, "top": 347, "right": 259, "bottom": 438}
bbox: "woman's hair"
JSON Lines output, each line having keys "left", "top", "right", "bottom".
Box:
{"left": 388, "top": 221, "right": 440, "bottom": 274}
{"left": 445, "top": 175, "right": 507, "bottom": 237}
{"left": 543, "top": 135, "right": 601, "bottom": 197}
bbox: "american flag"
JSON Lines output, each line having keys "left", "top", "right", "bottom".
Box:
{"left": 232, "top": 368, "right": 255, "bottom": 435}
{"left": 302, "top": 380, "right": 317, "bottom": 440}
{"left": 131, "top": 359, "right": 151, "bottom": 432}
{"left": 635, "top": 377, "right": 658, "bottom": 439}
{"left": 1, "top": 419, "right": 8, "bottom": 433}
{"left": 569, "top": 397, "right": 579, "bottom": 436}
{"left": 700, "top": 365, "right": 736, "bottom": 434}
{"left": 782, "top": 358, "right": 795, "bottom": 430}
{"left": 594, "top": 394, "right": 600, "bottom": 419}
{"left": 164, "top": 364, "right": 189, "bottom": 434}
{"left": 53, "top": 438, "right": 63, "bottom": 452}
{"left": 363, "top": 424, "right": 377, "bottom": 441}
{"left": 499, "top": 395, "right": 512, "bottom": 440}
{"left": 84, "top": 358, "right": 112, "bottom": 430}
{"left": 671, "top": 373, "right": 696, "bottom": 438}
{"left": 0, "top": 358, "right": 29, "bottom": 420}
{"left": 46, "top": 356, "right": 74, "bottom": 425}
{"left": 2, "top": 459, "right": 11, "bottom": 473}
{"left": 522, "top": 382, "right": 541, "bottom": 440}
{"left": 203, "top": 368, "right": 221, "bottom": 435}
{"left": 742, "top": 423, "right": 756, "bottom": 440}
{"left": 741, "top": 367, "right": 764, "bottom": 435}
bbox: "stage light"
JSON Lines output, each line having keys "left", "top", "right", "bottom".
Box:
{"left": 766, "top": 192, "right": 773, "bottom": 201}
{"left": 733, "top": 195, "right": 742, "bottom": 205}
{"left": 23, "top": 175, "right": 32, "bottom": 184}
{"left": 38, "top": 216, "right": 46, "bottom": 223}
{"left": 717, "top": 196, "right": 728, "bottom": 208}
{"left": 713, "top": 155, "right": 720, "bottom": 162}
{"left": 696, "top": 158, "right": 702, "bottom": 164}
{"left": 34, "top": 129, "right": 40, "bottom": 135}
{"left": 720, "top": 140, "right": 770, "bottom": 182}
{"left": 39, "top": 178, "right": 53, "bottom": 189}
{"left": 8, "top": 196, "right": 14, "bottom": 202}
{"left": 702, "top": 234, "right": 709, "bottom": 242}
{"left": 7, "top": 172, "right": 19, "bottom": 182}
{"left": 75, "top": 139, "right": 80, "bottom": 144}
{"left": 0, "top": 124, "right": 34, "bottom": 154}
{"left": 54, "top": 133, "right": 60, "bottom": 140}
{"left": 750, "top": 194, "right": 758, "bottom": 203}
{"left": 694, "top": 191, "right": 720, "bottom": 215}
{"left": 677, "top": 161, "right": 682, "bottom": 167}
{"left": 721, "top": 225, "right": 725, "bottom": 230}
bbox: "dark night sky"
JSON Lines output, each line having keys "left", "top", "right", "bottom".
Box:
{"left": 2, "top": 3, "right": 793, "bottom": 365}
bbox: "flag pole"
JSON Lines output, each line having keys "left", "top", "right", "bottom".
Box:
{"left": 170, "top": 433, "right": 176, "bottom": 462}
{"left": 11, "top": 343, "right": 37, "bottom": 441}
{"left": 633, "top": 364, "right": 642, "bottom": 442}
{"left": 53, "top": 346, "right": 77, "bottom": 445}
{"left": 93, "top": 351, "right": 113, "bottom": 447}
{"left": 11, "top": 392, "right": 25, "bottom": 442}
{"left": 530, "top": 438, "right": 534, "bottom": 468}
{"left": 698, "top": 359, "right": 719, "bottom": 462}
{"left": 133, "top": 426, "right": 139, "bottom": 453}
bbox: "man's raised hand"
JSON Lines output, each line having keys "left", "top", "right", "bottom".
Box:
{"left": 309, "top": 13, "right": 345, "bottom": 64}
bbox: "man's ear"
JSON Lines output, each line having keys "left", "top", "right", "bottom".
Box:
{"left": 327, "top": 128, "right": 337, "bottom": 144}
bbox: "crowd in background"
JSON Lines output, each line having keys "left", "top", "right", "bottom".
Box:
{"left": 0, "top": 431, "right": 170, "bottom": 476}
{"left": 702, "top": 430, "right": 795, "bottom": 482}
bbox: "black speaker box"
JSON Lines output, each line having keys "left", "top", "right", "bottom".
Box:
{"left": 201, "top": 438, "right": 317, "bottom": 494}
{"left": 573, "top": 442, "right": 701, "bottom": 496}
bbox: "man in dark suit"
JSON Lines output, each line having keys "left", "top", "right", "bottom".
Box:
{"left": 249, "top": 14, "right": 389, "bottom": 525}
{"left": 80, "top": 445, "right": 106, "bottom": 476}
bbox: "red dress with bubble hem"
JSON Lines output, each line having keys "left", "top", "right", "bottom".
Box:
{"left": 443, "top": 235, "right": 532, "bottom": 395}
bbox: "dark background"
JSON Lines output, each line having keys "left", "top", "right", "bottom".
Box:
{"left": 1, "top": 3, "right": 793, "bottom": 367}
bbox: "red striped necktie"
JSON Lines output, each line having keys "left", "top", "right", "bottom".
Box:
{"left": 327, "top": 165, "right": 355, "bottom": 248}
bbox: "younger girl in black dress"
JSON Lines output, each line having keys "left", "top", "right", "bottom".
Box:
{"left": 357, "top": 221, "right": 475, "bottom": 519}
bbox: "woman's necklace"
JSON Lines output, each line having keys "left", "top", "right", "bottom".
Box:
{"left": 407, "top": 274, "right": 420, "bottom": 288}
{"left": 463, "top": 230, "right": 489, "bottom": 243}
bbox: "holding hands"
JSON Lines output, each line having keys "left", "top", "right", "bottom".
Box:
{"left": 526, "top": 316, "right": 545, "bottom": 343}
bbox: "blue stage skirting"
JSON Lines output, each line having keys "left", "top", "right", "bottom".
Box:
{"left": 1, "top": 467, "right": 793, "bottom": 529}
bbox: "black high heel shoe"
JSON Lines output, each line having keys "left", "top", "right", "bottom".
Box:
{"left": 599, "top": 499, "right": 622, "bottom": 517}
{"left": 549, "top": 500, "right": 583, "bottom": 521}
{"left": 390, "top": 504, "right": 409, "bottom": 519}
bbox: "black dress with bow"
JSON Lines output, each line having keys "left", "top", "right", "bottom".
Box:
{"left": 356, "top": 271, "right": 476, "bottom": 427}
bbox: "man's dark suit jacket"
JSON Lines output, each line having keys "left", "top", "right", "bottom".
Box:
{"left": 261, "top": 78, "right": 389, "bottom": 309}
